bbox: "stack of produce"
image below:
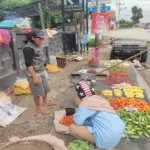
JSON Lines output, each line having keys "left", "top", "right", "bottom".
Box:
{"left": 123, "top": 86, "right": 144, "bottom": 98}
{"left": 68, "top": 140, "right": 91, "bottom": 150}
{"left": 111, "top": 82, "right": 132, "bottom": 90}
{"left": 13, "top": 79, "right": 31, "bottom": 95}
{"left": 87, "top": 69, "right": 96, "bottom": 74}
{"left": 109, "top": 66, "right": 128, "bottom": 72}
{"left": 46, "top": 64, "right": 61, "bottom": 73}
{"left": 59, "top": 115, "right": 74, "bottom": 127}
{"left": 117, "top": 109, "right": 150, "bottom": 138}
{"left": 105, "top": 75, "right": 134, "bottom": 86}
{"left": 102, "top": 90, "right": 113, "bottom": 96}
{"left": 108, "top": 98, "right": 150, "bottom": 112}
{"left": 14, "top": 88, "right": 31, "bottom": 95}
{"left": 114, "top": 89, "right": 122, "bottom": 97}
{"left": 104, "top": 59, "right": 129, "bottom": 67}
{"left": 110, "top": 71, "right": 128, "bottom": 76}
{"left": 104, "top": 60, "right": 129, "bottom": 71}
{"left": 88, "top": 58, "right": 100, "bottom": 67}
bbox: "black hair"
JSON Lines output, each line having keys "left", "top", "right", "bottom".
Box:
{"left": 27, "top": 29, "right": 41, "bottom": 43}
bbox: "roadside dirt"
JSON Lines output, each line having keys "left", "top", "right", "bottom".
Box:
{"left": 0, "top": 53, "right": 88, "bottom": 145}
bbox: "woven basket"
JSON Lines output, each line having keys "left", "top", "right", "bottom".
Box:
{"left": 0, "top": 140, "right": 54, "bottom": 150}
{"left": 56, "top": 57, "right": 66, "bottom": 68}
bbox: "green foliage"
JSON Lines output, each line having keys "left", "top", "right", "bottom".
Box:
{"left": 31, "top": 16, "right": 41, "bottom": 28}
{"left": 88, "top": 39, "right": 95, "bottom": 47}
{"left": 43, "top": 6, "right": 51, "bottom": 28}
{"left": 102, "top": 3, "right": 106, "bottom": 6}
{"left": 0, "top": 13, "right": 4, "bottom": 22}
{"left": 131, "top": 6, "right": 143, "bottom": 24}
{"left": 0, "top": 0, "right": 39, "bottom": 10}
{"left": 119, "top": 19, "right": 133, "bottom": 28}
{"left": 31, "top": 10, "right": 80, "bottom": 28}
{"left": 0, "top": 0, "right": 82, "bottom": 28}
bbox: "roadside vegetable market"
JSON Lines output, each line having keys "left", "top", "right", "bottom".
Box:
{"left": 53, "top": 58, "right": 150, "bottom": 149}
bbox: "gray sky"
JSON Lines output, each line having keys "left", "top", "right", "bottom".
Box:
{"left": 108, "top": 0, "right": 150, "bottom": 22}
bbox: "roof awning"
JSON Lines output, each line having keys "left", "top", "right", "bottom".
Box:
{"left": 102, "top": 28, "right": 150, "bottom": 41}
{"left": 0, "top": 20, "right": 15, "bottom": 28}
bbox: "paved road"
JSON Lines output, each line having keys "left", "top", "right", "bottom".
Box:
{"left": 137, "top": 44, "right": 150, "bottom": 87}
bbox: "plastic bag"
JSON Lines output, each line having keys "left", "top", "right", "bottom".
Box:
{"left": 0, "top": 92, "right": 12, "bottom": 102}
{"left": 49, "top": 55, "right": 57, "bottom": 66}
{"left": 88, "top": 48, "right": 100, "bottom": 67}
{"left": 47, "top": 64, "right": 61, "bottom": 73}
{"left": 0, "top": 29, "right": 11, "bottom": 45}
{"left": 14, "top": 78, "right": 29, "bottom": 89}
{"left": 88, "top": 58, "right": 100, "bottom": 67}
{"left": 13, "top": 87, "right": 31, "bottom": 95}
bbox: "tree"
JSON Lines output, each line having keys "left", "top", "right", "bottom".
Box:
{"left": 0, "top": 0, "right": 80, "bottom": 28}
{"left": 119, "top": 19, "right": 133, "bottom": 28}
{"left": 0, "top": 0, "right": 39, "bottom": 10}
{"left": 0, "top": 13, "right": 4, "bottom": 22}
{"left": 131, "top": 6, "right": 143, "bottom": 24}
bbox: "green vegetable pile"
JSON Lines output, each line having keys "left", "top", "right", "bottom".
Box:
{"left": 109, "top": 66, "right": 127, "bottom": 72}
{"left": 117, "top": 109, "right": 150, "bottom": 139}
{"left": 68, "top": 140, "right": 92, "bottom": 150}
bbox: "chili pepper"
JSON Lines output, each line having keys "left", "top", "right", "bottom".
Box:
{"left": 108, "top": 98, "right": 150, "bottom": 112}
{"left": 59, "top": 115, "right": 74, "bottom": 126}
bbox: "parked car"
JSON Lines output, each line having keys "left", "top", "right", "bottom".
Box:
{"left": 110, "top": 39, "right": 148, "bottom": 62}
{"left": 146, "top": 29, "right": 150, "bottom": 33}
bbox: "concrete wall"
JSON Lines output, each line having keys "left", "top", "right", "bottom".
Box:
{"left": 0, "top": 31, "right": 63, "bottom": 91}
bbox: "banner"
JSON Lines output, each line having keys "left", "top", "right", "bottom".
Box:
{"left": 88, "top": 0, "right": 111, "bottom": 7}
{"left": 91, "top": 13, "right": 109, "bottom": 34}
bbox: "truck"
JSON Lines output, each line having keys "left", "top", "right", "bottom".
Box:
{"left": 110, "top": 39, "right": 148, "bottom": 62}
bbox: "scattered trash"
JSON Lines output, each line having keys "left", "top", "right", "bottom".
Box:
{"left": 66, "top": 55, "right": 83, "bottom": 62}
{"left": 0, "top": 97, "right": 26, "bottom": 127}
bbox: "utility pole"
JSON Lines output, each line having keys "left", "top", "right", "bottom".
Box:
{"left": 38, "top": 3, "right": 45, "bottom": 29}
{"left": 95, "top": 0, "right": 100, "bottom": 47}
{"left": 116, "top": 0, "right": 124, "bottom": 22}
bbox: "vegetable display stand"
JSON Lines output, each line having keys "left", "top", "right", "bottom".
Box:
{"left": 56, "top": 56, "right": 66, "bottom": 68}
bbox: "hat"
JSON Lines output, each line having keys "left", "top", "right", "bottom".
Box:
{"left": 75, "top": 80, "right": 95, "bottom": 99}
{"left": 28, "top": 30, "right": 47, "bottom": 39}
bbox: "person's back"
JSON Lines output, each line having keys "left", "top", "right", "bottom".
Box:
{"left": 70, "top": 80, "right": 125, "bottom": 150}
{"left": 74, "top": 106, "right": 125, "bottom": 149}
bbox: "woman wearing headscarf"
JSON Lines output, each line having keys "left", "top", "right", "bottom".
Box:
{"left": 70, "top": 80, "right": 125, "bottom": 150}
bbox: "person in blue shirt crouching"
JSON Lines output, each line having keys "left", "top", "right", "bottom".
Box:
{"left": 69, "top": 80, "right": 125, "bottom": 150}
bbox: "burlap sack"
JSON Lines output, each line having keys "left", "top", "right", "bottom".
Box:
{"left": 0, "top": 134, "right": 67, "bottom": 150}
{"left": 54, "top": 110, "right": 70, "bottom": 134}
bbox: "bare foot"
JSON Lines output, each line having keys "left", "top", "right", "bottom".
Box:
{"left": 36, "top": 108, "right": 50, "bottom": 115}
{"left": 43, "top": 100, "right": 57, "bottom": 106}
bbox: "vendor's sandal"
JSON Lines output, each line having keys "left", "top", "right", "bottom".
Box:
{"left": 36, "top": 109, "right": 50, "bottom": 115}
{"left": 43, "top": 101, "right": 57, "bottom": 106}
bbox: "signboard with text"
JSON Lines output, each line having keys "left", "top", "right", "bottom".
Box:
{"left": 62, "top": 0, "right": 84, "bottom": 13}
{"left": 88, "top": 6, "right": 111, "bottom": 12}
{"left": 88, "top": 0, "right": 111, "bottom": 7}
{"left": 88, "top": 0, "right": 111, "bottom": 12}
{"left": 91, "top": 13, "right": 109, "bottom": 34}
